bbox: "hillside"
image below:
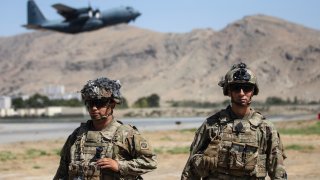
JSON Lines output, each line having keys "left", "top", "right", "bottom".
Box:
{"left": 0, "top": 14, "right": 319, "bottom": 104}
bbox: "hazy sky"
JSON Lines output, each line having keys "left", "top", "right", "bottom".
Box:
{"left": 1, "top": 0, "right": 320, "bottom": 37}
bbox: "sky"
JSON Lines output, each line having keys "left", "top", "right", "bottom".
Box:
{"left": 1, "top": 0, "right": 320, "bottom": 37}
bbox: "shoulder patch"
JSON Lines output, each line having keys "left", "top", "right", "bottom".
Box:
{"left": 140, "top": 141, "right": 149, "bottom": 150}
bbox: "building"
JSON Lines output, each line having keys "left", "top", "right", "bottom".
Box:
{"left": 0, "top": 96, "right": 15, "bottom": 117}
{"left": 43, "top": 85, "right": 65, "bottom": 99}
{"left": 0, "top": 96, "right": 11, "bottom": 109}
{"left": 43, "top": 85, "right": 81, "bottom": 100}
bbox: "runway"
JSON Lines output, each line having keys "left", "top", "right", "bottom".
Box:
{"left": 0, "top": 114, "right": 315, "bottom": 144}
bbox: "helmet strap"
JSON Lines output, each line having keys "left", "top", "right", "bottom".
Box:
{"left": 99, "top": 109, "right": 113, "bottom": 120}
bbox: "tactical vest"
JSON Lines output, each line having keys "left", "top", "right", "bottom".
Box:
{"left": 67, "top": 120, "right": 136, "bottom": 180}
{"left": 207, "top": 110, "right": 268, "bottom": 179}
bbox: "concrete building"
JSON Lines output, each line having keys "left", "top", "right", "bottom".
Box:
{"left": 0, "top": 96, "right": 11, "bottom": 109}
{"left": 0, "top": 108, "right": 15, "bottom": 117}
{"left": 43, "top": 85, "right": 65, "bottom": 99}
{"left": 43, "top": 85, "right": 81, "bottom": 100}
{"left": 10, "top": 107, "right": 86, "bottom": 117}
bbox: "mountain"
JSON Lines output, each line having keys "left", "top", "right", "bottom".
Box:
{"left": 0, "top": 14, "right": 319, "bottom": 104}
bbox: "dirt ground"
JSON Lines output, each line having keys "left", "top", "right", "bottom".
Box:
{"left": 0, "top": 120, "right": 320, "bottom": 180}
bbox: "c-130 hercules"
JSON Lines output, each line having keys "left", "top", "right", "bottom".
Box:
{"left": 23, "top": 0, "right": 141, "bottom": 34}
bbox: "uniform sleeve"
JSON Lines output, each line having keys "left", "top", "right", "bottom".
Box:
{"left": 117, "top": 131, "right": 157, "bottom": 176}
{"left": 181, "top": 121, "right": 210, "bottom": 180}
{"left": 265, "top": 123, "right": 287, "bottom": 180}
{"left": 53, "top": 129, "right": 78, "bottom": 180}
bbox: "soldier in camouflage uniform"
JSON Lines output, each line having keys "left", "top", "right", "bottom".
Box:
{"left": 54, "top": 77, "right": 157, "bottom": 180}
{"left": 181, "top": 62, "right": 287, "bottom": 180}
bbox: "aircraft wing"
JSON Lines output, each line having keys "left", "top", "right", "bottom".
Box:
{"left": 52, "top": 3, "right": 79, "bottom": 21}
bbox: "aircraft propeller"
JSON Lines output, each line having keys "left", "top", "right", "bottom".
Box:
{"left": 87, "top": 0, "right": 100, "bottom": 18}
{"left": 94, "top": 9, "right": 101, "bottom": 18}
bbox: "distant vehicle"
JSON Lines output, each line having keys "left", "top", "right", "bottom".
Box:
{"left": 23, "top": 0, "right": 141, "bottom": 34}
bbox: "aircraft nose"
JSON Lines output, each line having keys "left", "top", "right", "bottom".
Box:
{"left": 126, "top": 6, "right": 141, "bottom": 21}
{"left": 134, "top": 11, "right": 141, "bottom": 19}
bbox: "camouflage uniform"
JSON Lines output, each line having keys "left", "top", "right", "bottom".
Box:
{"left": 54, "top": 119, "right": 157, "bottom": 180}
{"left": 181, "top": 63, "right": 287, "bottom": 180}
{"left": 181, "top": 106, "right": 286, "bottom": 180}
{"left": 54, "top": 77, "right": 157, "bottom": 180}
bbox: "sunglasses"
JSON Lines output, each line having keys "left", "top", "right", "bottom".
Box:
{"left": 229, "top": 84, "right": 254, "bottom": 93}
{"left": 85, "top": 100, "right": 109, "bottom": 109}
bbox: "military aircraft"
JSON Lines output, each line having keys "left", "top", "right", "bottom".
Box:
{"left": 23, "top": 0, "right": 141, "bottom": 34}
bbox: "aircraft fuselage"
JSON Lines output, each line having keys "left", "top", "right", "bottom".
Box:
{"left": 24, "top": 0, "right": 141, "bottom": 34}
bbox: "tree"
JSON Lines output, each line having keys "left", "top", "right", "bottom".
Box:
{"left": 50, "top": 98, "right": 83, "bottom": 107}
{"left": 12, "top": 97, "right": 26, "bottom": 109}
{"left": 25, "top": 93, "right": 50, "bottom": 108}
{"left": 133, "top": 94, "right": 160, "bottom": 108}
{"left": 116, "top": 97, "right": 129, "bottom": 109}
{"left": 265, "top": 96, "right": 286, "bottom": 105}
{"left": 148, "top": 94, "right": 160, "bottom": 107}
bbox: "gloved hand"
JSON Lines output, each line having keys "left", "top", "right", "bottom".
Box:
{"left": 191, "top": 140, "right": 220, "bottom": 176}
{"left": 204, "top": 140, "right": 220, "bottom": 157}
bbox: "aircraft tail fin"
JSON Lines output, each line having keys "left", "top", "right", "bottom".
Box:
{"left": 27, "top": 0, "right": 46, "bottom": 25}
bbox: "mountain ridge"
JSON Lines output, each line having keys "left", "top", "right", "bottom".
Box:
{"left": 0, "top": 14, "right": 319, "bottom": 104}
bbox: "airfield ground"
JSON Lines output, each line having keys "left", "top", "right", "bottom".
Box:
{"left": 0, "top": 119, "right": 320, "bottom": 180}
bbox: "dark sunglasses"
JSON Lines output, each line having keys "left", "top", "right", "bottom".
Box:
{"left": 85, "top": 100, "right": 109, "bottom": 109}
{"left": 229, "top": 84, "right": 254, "bottom": 93}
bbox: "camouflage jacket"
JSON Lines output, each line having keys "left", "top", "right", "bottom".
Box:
{"left": 181, "top": 106, "right": 287, "bottom": 180}
{"left": 54, "top": 119, "right": 157, "bottom": 180}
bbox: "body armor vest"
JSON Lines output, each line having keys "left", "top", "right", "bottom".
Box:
{"left": 68, "top": 121, "right": 123, "bottom": 180}
{"left": 207, "top": 111, "right": 268, "bottom": 179}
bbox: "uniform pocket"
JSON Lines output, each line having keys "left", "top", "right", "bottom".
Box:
{"left": 217, "top": 143, "right": 231, "bottom": 168}
{"left": 87, "top": 164, "right": 101, "bottom": 179}
{"left": 68, "top": 163, "right": 79, "bottom": 178}
{"left": 101, "top": 168, "right": 120, "bottom": 179}
{"left": 68, "top": 163, "right": 101, "bottom": 180}
{"left": 243, "top": 144, "right": 258, "bottom": 171}
{"left": 255, "top": 154, "right": 267, "bottom": 177}
{"left": 229, "top": 142, "right": 245, "bottom": 170}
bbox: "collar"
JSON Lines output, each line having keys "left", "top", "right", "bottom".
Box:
{"left": 226, "top": 105, "right": 255, "bottom": 120}
{"left": 87, "top": 118, "right": 121, "bottom": 140}
{"left": 87, "top": 117, "right": 117, "bottom": 131}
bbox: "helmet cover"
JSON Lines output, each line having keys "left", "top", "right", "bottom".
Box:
{"left": 218, "top": 62, "right": 259, "bottom": 96}
{"left": 81, "top": 77, "right": 122, "bottom": 104}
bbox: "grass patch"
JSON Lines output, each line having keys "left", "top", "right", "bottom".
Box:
{"left": 160, "top": 136, "right": 173, "bottom": 141}
{"left": 179, "top": 128, "right": 197, "bottom": 133}
{"left": 25, "top": 149, "right": 49, "bottom": 159}
{"left": 285, "top": 144, "right": 315, "bottom": 151}
{"left": 154, "top": 146, "right": 190, "bottom": 154}
{"left": 0, "top": 151, "right": 16, "bottom": 161}
{"left": 0, "top": 148, "right": 59, "bottom": 164}
{"left": 154, "top": 147, "right": 165, "bottom": 154}
{"left": 278, "top": 121, "right": 320, "bottom": 135}
{"left": 52, "top": 148, "right": 61, "bottom": 156}
{"left": 167, "top": 146, "right": 190, "bottom": 154}
{"left": 32, "top": 165, "right": 42, "bottom": 169}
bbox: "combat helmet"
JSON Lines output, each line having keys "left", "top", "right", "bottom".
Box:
{"left": 218, "top": 62, "right": 259, "bottom": 96}
{"left": 80, "top": 77, "right": 122, "bottom": 104}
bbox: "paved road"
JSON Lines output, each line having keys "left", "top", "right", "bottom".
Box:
{"left": 0, "top": 114, "right": 316, "bottom": 144}
{"left": 0, "top": 117, "right": 205, "bottom": 144}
